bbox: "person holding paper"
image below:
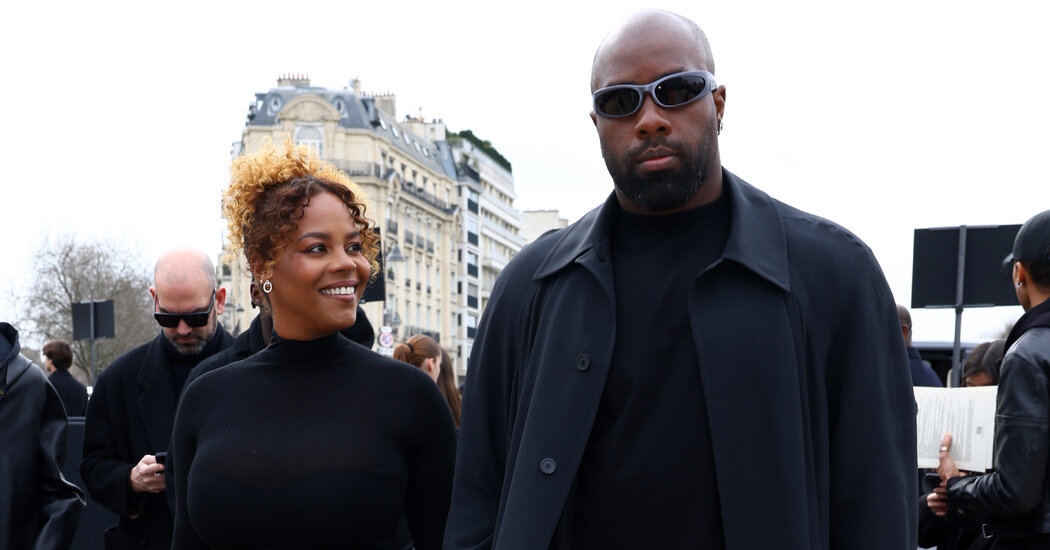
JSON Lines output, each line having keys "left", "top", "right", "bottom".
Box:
{"left": 920, "top": 340, "right": 1004, "bottom": 549}
{"left": 936, "top": 209, "right": 1050, "bottom": 548}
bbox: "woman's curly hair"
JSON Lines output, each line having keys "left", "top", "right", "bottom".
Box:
{"left": 223, "top": 139, "right": 379, "bottom": 282}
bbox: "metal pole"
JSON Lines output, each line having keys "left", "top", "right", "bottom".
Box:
{"left": 951, "top": 227, "right": 967, "bottom": 387}
{"left": 90, "top": 300, "right": 97, "bottom": 385}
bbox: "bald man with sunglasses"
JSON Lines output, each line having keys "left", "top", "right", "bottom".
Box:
{"left": 446, "top": 10, "right": 916, "bottom": 550}
{"left": 82, "top": 248, "right": 233, "bottom": 550}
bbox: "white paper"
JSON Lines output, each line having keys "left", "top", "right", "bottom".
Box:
{"left": 915, "top": 386, "right": 997, "bottom": 471}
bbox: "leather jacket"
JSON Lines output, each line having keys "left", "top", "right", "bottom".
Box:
{"left": 947, "top": 326, "right": 1050, "bottom": 538}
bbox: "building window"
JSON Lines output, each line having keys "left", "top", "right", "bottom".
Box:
{"left": 295, "top": 125, "right": 324, "bottom": 157}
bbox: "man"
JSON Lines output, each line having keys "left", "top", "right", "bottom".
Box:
{"left": 81, "top": 248, "right": 233, "bottom": 550}
{"left": 898, "top": 304, "right": 942, "bottom": 387}
{"left": 445, "top": 10, "right": 916, "bottom": 550}
{"left": 43, "top": 339, "right": 89, "bottom": 416}
{"left": 1, "top": 322, "right": 85, "bottom": 549}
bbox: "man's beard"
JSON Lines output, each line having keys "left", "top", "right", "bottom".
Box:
{"left": 603, "top": 134, "right": 714, "bottom": 212}
{"left": 165, "top": 325, "right": 215, "bottom": 356}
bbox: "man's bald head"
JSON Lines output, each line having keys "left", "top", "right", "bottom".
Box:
{"left": 591, "top": 9, "right": 715, "bottom": 92}
{"left": 897, "top": 304, "right": 913, "bottom": 346}
{"left": 150, "top": 248, "right": 224, "bottom": 355}
{"left": 154, "top": 248, "right": 216, "bottom": 289}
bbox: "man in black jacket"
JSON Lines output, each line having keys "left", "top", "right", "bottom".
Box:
{"left": 43, "top": 339, "right": 88, "bottom": 416}
{"left": 81, "top": 248, "right": 233, "bottom": 550}
{"left": 1, "top": 322, "right": 85, "bottom": 550}
{"left": 445, "top": 9, "right": 916, "bottom": 550}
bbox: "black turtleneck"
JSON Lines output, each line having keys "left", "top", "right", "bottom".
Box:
{"left": 570, "top": 193, "right": 730, "bottom": 549}
{"left": 170, "top": 331, "right": 456, "bottom": 550}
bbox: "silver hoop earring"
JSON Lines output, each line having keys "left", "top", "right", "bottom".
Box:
{"left": 263, "top": 280, "right": 273, "bottom": 293}
{"left": 1017, "top": 281, "right": 1023, "bottom": 288}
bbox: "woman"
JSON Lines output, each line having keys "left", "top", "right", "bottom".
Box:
{"left": 935, "top": 209, "right": 1050, "bottom": 549}
{"left": 170, "top": 140, "right": 456, "bottom": 549}
{"left": 393, "top": 335, "right": 461, "bottom": 428}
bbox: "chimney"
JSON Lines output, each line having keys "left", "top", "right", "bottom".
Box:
{"left": 277, "top": 73, "right": 311, "bottom": 87}
{"left": 351, "top": 77, "right": 362, "bottom": 96}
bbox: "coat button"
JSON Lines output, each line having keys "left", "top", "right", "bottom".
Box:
{"left": 540, "top": 458, "right": 557, "bottom": 475}
{"left": 575, "top": 354, "right": 590, "bottom": 371}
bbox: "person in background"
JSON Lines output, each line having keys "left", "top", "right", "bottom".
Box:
{"left": 962, "top": 339, "right": 1005, "bottom": 388}
{"left": 170, "top": 140, "right": 455, "bottom": 549}
{"left": 43, "top": 339, "right": 88, "bottom": 416}
{"left": 898, "top": 304, "right": 943, "bottom": 387}
{"left": 81, "top": 248, "right": 234, "bottom": 550}
{"left": 936, "top": 209, "right": 1050, "bottom": 548}
{"left": 919, "top": 339, "right": 1005, "bottom": 549}
{"left": 1, "top": 322, "right": 85, "bottom": 550}
{"left": 393, "top": 334, "right": 462, "bottom": 428}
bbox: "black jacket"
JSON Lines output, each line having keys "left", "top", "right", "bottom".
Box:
{"left": 947, "top": 299, "right": 1050, "bottom": 540}
{"left": 81, "top": 327, "right": 232, "bottom": 550}
{"left": 49, "top": 368, "right": 88, "bottom": 417}
{"left": 445, "top": 170, "right": 917, "bottom": 549}
{"left": 0, "top": 322, "right": 85, "bottom": 550}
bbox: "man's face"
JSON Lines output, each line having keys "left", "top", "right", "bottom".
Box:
{"left": 591, "top": 23, "right": 725, "bottom": 213}
{"left": 151, "top": 280, "right": 221, "bottom": 356}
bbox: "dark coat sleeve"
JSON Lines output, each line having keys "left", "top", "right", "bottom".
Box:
{"left": 444, "top": 259, "right": 530, "bottom": 550}
{"left": 35, "top": 372, "right": 87, "bottom": 550}
{"left": 819, "top": 234, "right": 918, "bottom": 548}
{"left": 80, "top": 359, "right": 146, "bottom": 519}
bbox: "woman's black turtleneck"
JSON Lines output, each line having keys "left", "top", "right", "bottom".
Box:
{"left": 170, "top": 331, "right": 457, "bottom": 549}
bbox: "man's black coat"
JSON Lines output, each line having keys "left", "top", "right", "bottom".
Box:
{"left": 445, "top": 171, "right": 918, "bottom": 549}
{"left": 49, "top": 368, "right": 88, "bottom": 417}
{"left": 81, "top": 328, "right": 232, "bottom": 550}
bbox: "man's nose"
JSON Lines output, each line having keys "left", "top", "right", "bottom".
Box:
{"left": 176, "top": 319, "right": 193, "bottom": 335}
{"left": 633, "top": 95, "right": 671, "bottom": 138}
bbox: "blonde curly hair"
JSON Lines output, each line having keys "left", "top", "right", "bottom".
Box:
{"left": 223, "top": 139, "right": 379, "bottom": 282}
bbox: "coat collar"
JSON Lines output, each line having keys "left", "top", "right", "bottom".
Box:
{"left": 533, "top": 169, "right": 791, "bottom": 292}
{"left": 137, "top": 333, "right": 178, "bottom": 452}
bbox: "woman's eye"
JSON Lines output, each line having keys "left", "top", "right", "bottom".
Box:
{"left": 307, "top": 243, "right": 326, "bottom": 253}
{"left": 346, "top": 243, "right": 362, "bottom": 254}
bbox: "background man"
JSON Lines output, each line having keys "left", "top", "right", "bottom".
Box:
{"left": 81, "top": 248, "right": 233, "bottom": 550}
{"left": 43, "top": 339, "right": 89, "bottom": 416}
{"left": 445, "top": 9, "right": 916, "bottom": 549}
{"left": 1, "top": 322, "right": 85, "bottom": 550}
{"left": 898, "top": 304, "right": 943, "bottom": 387}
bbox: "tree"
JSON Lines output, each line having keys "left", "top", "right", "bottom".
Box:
{"left": 20, "top": 235, "right": 156, "bottom": 385}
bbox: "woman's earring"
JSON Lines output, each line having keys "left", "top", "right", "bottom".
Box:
{"left": 1017, "top": 281, "right": 1024, "bottom": 288}
{"left": 263, "top": 280, "right": 273, "bottom": 293}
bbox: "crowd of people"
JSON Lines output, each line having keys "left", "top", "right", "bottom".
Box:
{"left": 1, "top": 9, "right": 1049, "bottom": 550}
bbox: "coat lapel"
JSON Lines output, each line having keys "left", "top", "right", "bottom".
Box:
{"left": 137, "top": 336, "right": 177, "bottom": 453}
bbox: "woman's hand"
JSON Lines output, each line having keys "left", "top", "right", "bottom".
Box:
{"left": 927, "top": 486, "right": 950, "bottom": 517}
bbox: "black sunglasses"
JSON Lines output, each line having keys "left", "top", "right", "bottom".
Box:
{"left": 593, "top": 70, "right": 717, "bottom": 118}
{"left": 153, "top": 290, "right": 216, "bottom": 328}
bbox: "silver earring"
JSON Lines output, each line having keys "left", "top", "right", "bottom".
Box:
{"left": 263, "top": 280, "right": 273, "bottom": 293}
{"left": 717, "top": 119, "right": 722, "bottom": 135}
{"left": 1017, "top": 281, "right": 1023, "bottom": 288}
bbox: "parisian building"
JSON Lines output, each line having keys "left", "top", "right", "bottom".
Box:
{"left": 218, "top": 74, "right": 524, "bottom": 376}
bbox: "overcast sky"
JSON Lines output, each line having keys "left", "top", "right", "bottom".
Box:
{"left": 2, "top": 0, "right": 1047, "bottom": 344}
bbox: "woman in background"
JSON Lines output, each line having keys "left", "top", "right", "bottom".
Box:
{"left": 394, "top": 334, "right": 461, "bottom": 428}
{"left": 170, "top": 141, "right": 456, "bottom": 549}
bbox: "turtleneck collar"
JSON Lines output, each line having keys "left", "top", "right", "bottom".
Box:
{"left": 267, "top": 330, "right": 349, "bottom": 362}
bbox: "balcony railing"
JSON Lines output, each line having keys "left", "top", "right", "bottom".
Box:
{"left": 331, "top": 159, "right": 382, "bottom": 178}
{"left": 404, "top": 325, "right": 441, "bottom": 344}
{"left": 401, "top": 181, "right": 456, "bottom": 213}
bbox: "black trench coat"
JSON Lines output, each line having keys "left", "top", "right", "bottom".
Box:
{"left": 445, "top": 170, "right": 917, "bottom": 549}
